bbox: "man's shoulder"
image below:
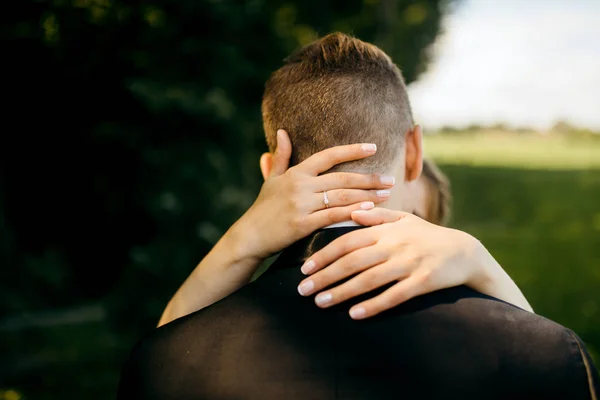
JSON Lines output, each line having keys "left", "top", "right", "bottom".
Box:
{"left": 119, "top": 272, "right": 596, "bottom": 399}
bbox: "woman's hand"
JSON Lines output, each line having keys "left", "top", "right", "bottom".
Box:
{"left": 297, "top": 208, "right": 533, "bottom": 319}
{"left": 229, "top": 130, "right": 396, "bottom": 262}
{"left": 158, "top": 130, "right": 395, "bottom": 326}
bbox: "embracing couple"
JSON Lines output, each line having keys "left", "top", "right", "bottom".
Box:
{"left": 118, "top": 33, "right": 598, "bottom": 399}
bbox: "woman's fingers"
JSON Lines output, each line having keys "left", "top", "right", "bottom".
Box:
{"left": 313, "top": 261, "right": 408, "bottom": 309}
{"left": 297, "top": 246, "right": 387, "bottom": 297}
{"left": 297, "top": 143, "right": 377, "bottom": 175}
{"left": 270, "top": 129, "right": 293, "bottom": 177}
{"left": 312, "top": 172, "right": 395, "bottom": 192}
{"left": 301, "top": 202, "right": 378, "bottom": 236}
{"left": 299, "top": 228, "right": 381, "bottom": 275}
{"left": 302, "top": 232, "right": 376, "bottom": 276}
{"left": 310, "top": 188, "right": 391, "bottom": 210}
{"left": 348, "top": 272, "right": 432, "bottom": 320}
{"left": 350, "top": 208, "right": 410, "bottom": 226}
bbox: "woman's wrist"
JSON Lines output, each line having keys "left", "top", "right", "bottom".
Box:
{"left": 447, "top": 229, "right": 492, "bottom": 290}
{"left": 222, "top": 215, "right": 265, "bottom": 268}
{"left": 469, "top": 238, "right": 500, "bottom": 293}
{"left": 455, "top": 230, "right": 503, "bottom": 297}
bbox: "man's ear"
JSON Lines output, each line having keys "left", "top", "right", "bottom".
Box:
{"left": 259, "top": 152, "right": 273, "bottom": 181}
{"left": 404, "top": 124, "right": 423, "bottom": 182}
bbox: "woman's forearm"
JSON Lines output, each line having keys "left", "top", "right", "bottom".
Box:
{"left": 473, "top": 242, "right": 534, "bottom": 313}
{"left": 158, "top": 221, "right": 264, "bottom": 327}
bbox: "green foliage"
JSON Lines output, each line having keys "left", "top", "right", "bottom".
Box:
{"left": 2, "top": 0, "right": 448, "bottom": 314}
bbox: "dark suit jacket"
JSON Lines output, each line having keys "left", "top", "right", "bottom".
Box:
{"left": 118, "top": 227, "right": 599, "bottom": 400}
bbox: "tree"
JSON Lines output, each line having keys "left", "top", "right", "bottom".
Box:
{"left": 2, "top": 0, "right": 454, "bottom": 397}
{"left": 2, "top": 0, "right": 453, "bottom": 329}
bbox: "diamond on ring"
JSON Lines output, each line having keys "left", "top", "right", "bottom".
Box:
{"left": 323, "top": 191, "right": 330, "bottom": 208}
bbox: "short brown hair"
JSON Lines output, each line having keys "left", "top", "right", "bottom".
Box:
{"left": 262, "top": 32, "right": 414, "bottom": 172}
{"left": 421, "top": 158, "right": 452, "bottom": 226}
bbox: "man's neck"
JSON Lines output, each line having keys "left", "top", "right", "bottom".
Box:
{"left": 269, "top": 226, "right": 365, "bottom": 272}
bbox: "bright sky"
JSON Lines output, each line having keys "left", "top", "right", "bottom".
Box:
{"left": 408, "top": 0, "right": 600, "bottom": 130}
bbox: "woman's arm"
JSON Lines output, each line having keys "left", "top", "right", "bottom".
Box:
{"left": 467, "top": 238, "right": 533, "bottom": 312}
{"left": 158, "top": 131, "right": 396, "bottom": 326}
{"left": 158, "top": 223, "right": 264, "bottom": 327}
{"left": 296, "top": 208, "right": 532, "bottom": 320}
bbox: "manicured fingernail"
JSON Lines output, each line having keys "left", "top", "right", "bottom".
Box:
{"left": 301, "top": 260, "right": 315, "bottom": 275}
{"left": 360, "top": 201, "right": 374, "bottom": 210}
{"left": 350, "top": 307, "right": 366, "bottom": 319}
{"left": 376, "top": 190, "right": 391, "bottom": 198}
{"left": 380, "top": 176, "right": 395, "bottom": 186}
{"left": 315, "top": 292, "right": 332, "bottom": 306}
{"left": 297, "top": 280, "right": 314, "bottom": 296}
{"left": 361, "top": 143, "right": 377, "bottom": 153}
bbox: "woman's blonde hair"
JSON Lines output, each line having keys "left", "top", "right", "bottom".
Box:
{"left": 421, "top": 158, "right": 452, "bottom": 226}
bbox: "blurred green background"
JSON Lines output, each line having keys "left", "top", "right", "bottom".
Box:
{"left": 1, "top": 0, "right": 598, "bottom": 399}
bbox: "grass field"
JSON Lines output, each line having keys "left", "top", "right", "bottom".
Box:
{"left": 2, "top": 132, "right": 599, "bottom": 399}
{"left": 425, "top": 132, "right": 600, "bottom": 362}
{"left": 425, "top": 132, "right": 600, "bottom": 169}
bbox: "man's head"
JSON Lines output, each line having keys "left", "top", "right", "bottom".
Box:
{"left": 260, "top": 32, "right": 422, "bottom": 211}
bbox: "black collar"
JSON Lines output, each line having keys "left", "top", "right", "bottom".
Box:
{"left": 269, "top": 227, "right": 365, "bottom": 271}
